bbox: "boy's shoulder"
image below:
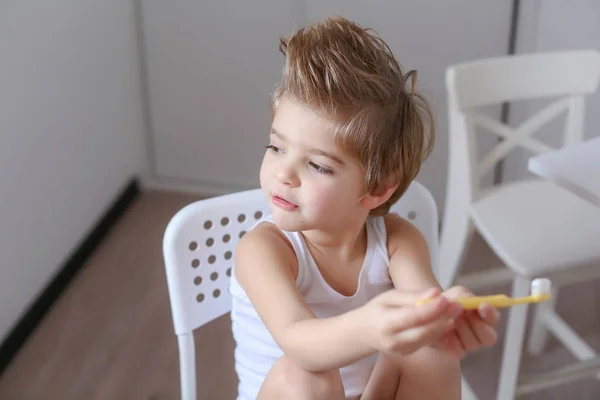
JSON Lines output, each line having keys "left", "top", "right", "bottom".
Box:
{"left": 382, "top": 212, "right": 428, "bottom": 256}
{"left": 236, "top": 221, "right": 294, "bottom": 257}
{"left": 235, "top": 221, "right": 299, "bottom": 278}
{"left": 382, "top": 212, "right": 438, "bottom": 291}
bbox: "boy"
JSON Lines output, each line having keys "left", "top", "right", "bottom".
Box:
{"left": 229, "top": 16, "right": 499, "bottom": 400}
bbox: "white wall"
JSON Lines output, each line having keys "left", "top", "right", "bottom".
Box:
{"left": 0, "top": 1, "right": 146, "bottom": 341}
{"left": 504, "top": 0, "right": 600, "bottom": 181}
{"left": 142, "top": 0, "right": 513, "bottom": 211}
{"left": 141, "top": 0, "right": 302, "bottom": 194}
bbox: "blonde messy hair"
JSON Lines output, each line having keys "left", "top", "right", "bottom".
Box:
{"left": 272, "top": 17, "right": 435, "bottom": 216}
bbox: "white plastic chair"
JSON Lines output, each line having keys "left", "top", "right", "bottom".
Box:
{"left": 440, "top": 49, "right": 600, "bottom": 399}
{"left": 162, "top": 180, "right": 477, "bottom": 399}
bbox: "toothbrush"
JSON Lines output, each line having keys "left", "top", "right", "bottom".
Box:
{"left": 416, "top": 278, "right": 552, "bottom": 310}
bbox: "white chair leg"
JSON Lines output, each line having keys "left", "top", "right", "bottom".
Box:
{"left": 527, "top": 286, "right": 558, "bottom": 356}
{"left": 439, "top": 209, "right": 474, "bottom": 289}
{"left": 497, "top": 276, "right": 530, "bottom": 400}
{"left": 178, "top": 333, "right": 197, "bottom": 400}
{"left": 543, "top": 309, "right": 600, "bottom": 380}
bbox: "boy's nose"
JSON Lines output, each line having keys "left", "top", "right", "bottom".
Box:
{"left": 276, "top": 164, "right": 300, "bottom": 187}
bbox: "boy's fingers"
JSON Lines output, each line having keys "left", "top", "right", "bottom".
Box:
{"left": 454, "top": 316, "right": 480, "bottom": 352}
{"left": 419, "top": 287, "right": 441, "bottom": 300}
{"left": 396, "top": 318, "right": 455, "bottom": 351}
{"left": 394, "top": 295, "right": 451, "bottom": 330}
{"left": 443, "top": 285, "right": 473, "bottom": 300}
{"left": 381, "top": 287, "right": 441, "bottom": 307}
{"left": 467, "top": 313, "right": 498, "bottom": 347}
{"left": 435, "top": 326, "right": 465, "bottom": 358}
{"left": 478, "top": 303, "right": 500, "bottom": 325}
{"left": 445, "top": 334, "right": 466, "bottom": 359}
{"left": 403, "top": 294, "right": 463, "bottom": 329}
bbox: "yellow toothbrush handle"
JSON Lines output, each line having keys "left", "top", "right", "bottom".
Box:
{"left": 416, "top": 295, "right": 511, "bottom": 309}
{"left": 455, "top": 295, "right": 513, "bottom": 309}
{"left": 416, "top": 294, "right": 551, "bottom": 310}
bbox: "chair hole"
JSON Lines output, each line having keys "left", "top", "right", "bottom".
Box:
{"left": 226, "top": 268, "right": 232, "bottom": 277}
{"left": 237, "top": 214, "right": 246, "bottom": 223}
{"left": 224, "top": 251, "right": 232, "bottom": 260}
{"left": 197, "top": 293, "right": 205, "bottom": 302}
{"left": 189, "top": 241, "right": 198, "bottom": 251}
{"left": 191, "top": 259, "right": 200, "bottom": 268}
{"left": 206, "top": 237, "right": 214, "bottom": 247}
{"left": 254, "top": 211, "right": 263, "bottom": 219}
{"left": 222, "top": 234, "right": 231, "bottom": 243}
{"left": 221, "top": 217, "right": 230, "bottom": 226}
{"left": 208, "top": 255, "right": 216, "bottom": 264}
{"left": 194, "top": 276, "right": 202, "bottom": 285}
{"left": 210, "top": 272, "right": 218, "bottom": 281}
{"left": 213, "top": 289, "right": 221, "bottom": 298}
{"left": 239, "top": 231, "right": 246, "bottom": 238}
{"left": 407, "top": 211, "right": 417, "bottom": 220}
{"left": 203, "top": 220, "right": 213, "bottom": 230}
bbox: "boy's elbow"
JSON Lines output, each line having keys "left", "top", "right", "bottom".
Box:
{"left": 276, "top": 326, "right": 319, "bottom": 372}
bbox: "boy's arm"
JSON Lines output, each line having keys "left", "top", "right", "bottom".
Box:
{"left": 385, "top": 213, "right": 499, "bottom": 358}
{"left": 234, "top": 223, "right": 374, "bottom": 372}
{"left": 384, "top": 213, "right": 461, "bottom": 388}
{"left": 384, "top": 213, "right": 441, "bottom": 294}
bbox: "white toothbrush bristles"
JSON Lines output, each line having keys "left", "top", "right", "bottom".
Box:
{"left": 531, "top": 278, "right": 552, "bottom": 297}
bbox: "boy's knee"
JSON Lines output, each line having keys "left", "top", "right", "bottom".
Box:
{"left": 267, "top": 356, "right": 344, "bottom": 400}
{"left": 396, "top": 347, "right": 461, "bottom": 399}
{"left": 431, "top": 354, "right": 460, "bottom": 390}
{"left": 412, "top": 347, "right": 461, "bottom": 386}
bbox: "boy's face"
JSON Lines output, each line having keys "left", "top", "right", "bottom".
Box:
{"left": 260, "top": 97, "right": 370, "bottom": 232}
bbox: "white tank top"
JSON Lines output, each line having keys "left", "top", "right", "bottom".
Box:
{"left": 229, "top": 215, "right": 393, "bottom": 400}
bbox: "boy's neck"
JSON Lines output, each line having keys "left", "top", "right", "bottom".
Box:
{"left": 300, "top": 217, "right": 369, "bottom": 261}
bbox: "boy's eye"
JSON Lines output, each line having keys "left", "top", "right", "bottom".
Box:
{"left": 309, "top": 161, "right": 333, "bottom": 175}
{"left": 265, "top": 144, "right": 282, "bottom": 154}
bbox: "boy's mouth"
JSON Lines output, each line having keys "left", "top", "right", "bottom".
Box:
{"left": 272, "top": 195, "right": 298, "bottom": 211}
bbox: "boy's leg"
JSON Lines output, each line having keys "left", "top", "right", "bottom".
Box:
{"left": 360, "top": 352, "right": 402, "bottom": 400}
{"left": 257, "top": 355, "right": 345, "bottom": 400}
{"left": 393, "top": 346, "right": 461, "bottom": 400}
{"left": 360, "top": 348, "right": 460, "bottom": 400}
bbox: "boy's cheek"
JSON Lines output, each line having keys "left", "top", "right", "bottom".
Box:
{"left": 306, "top": 187, "right": 340, "bottom": 211}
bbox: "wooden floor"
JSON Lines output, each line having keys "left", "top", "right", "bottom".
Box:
{"left": 0, "top": 190, "right": 599, "bottom": 399}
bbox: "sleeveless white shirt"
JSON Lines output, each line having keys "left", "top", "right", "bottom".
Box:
{"left": 229, "top": 215, "right": 393, "bottom": 399}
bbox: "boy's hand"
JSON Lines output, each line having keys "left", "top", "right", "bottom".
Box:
{"left": 436, "top": 286, "right": 500, "bottom": 359}
{"left": 361, "top": 288, "right": 463, "bottom": 356}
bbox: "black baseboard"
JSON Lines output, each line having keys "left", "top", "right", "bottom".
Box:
{"left": 0, "top": 178, "right": 140, "bottom": 376}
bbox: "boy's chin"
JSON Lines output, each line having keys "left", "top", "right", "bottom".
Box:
{"left": 271, "top": 212, "right": 307, "bottom": 232}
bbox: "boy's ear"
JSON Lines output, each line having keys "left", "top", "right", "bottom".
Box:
{"left": 360, "top": 180, "right": 399, "bottom": 210}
